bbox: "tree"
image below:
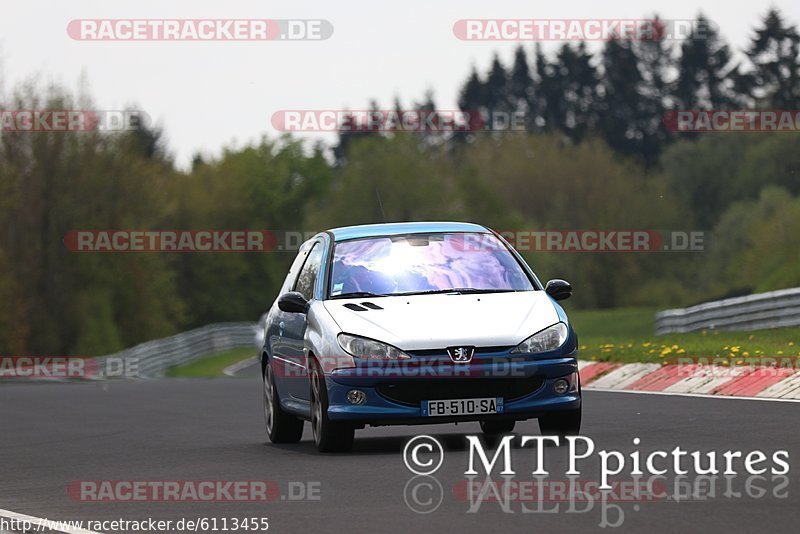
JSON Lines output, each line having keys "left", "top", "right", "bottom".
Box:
{"left": 674, "top": 14, "right": 743, "bottom": 110}
{"left": 507, "top": 46, "right": 537, "bottom": 132}
{"left": 550, "top": 42, "right": 599, "bottom": 142}
{"left": 485, "top": 54, "right": 510, "bottom": 115}
{"left": 597, "top": 23, "right": 674, "bottom": 166}
{"left": 742, "top": 9, "right": 800, "bottom": 108}
{"left": 458, "top": 66, "right": 486, "bottom": 113}
{"left": 457, "top": 66, "right": 487, "bottom": 140}
{"left": 597, "top": 38, "right": 647, "bottom": 160}
{"left": 333, "top": 100, "right": 383, "bottom": 166}
{"left": 534, "top": 44, "right": 560, "bottom": 132}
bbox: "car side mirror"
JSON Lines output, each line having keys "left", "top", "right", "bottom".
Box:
{"left": 545, "top": 279, "right": 572, "bottom": 301}
{"left": 277, "top": 291, "right": 309, "bottom": 313}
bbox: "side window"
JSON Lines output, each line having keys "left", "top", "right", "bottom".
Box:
{"left": 293, "top": 242, "right": 325, "bottom": 300}
{"left": 281, "top": 244, "right": 313, "bottom": 294}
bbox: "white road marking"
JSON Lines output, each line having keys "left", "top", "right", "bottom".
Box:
{"left": 222, "top": 357, "right": 260, "bottom": 377}
{"left": 0, "top": 508, "right": 101, "bottom": 534}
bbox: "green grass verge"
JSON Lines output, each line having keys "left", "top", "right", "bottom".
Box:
{"left": 165, "top": 347, "right": 258, "bottom": 378}
{"left": 570, "top": 307, "right": 800, "bottom": 365}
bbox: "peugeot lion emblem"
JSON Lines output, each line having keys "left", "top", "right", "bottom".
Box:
{"left": 447, "top": 346, "right": 475, "bottom": 363}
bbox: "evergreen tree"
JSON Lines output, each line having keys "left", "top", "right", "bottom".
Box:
{"left": 674, "top": 14, "right": 743, "bottom": 109}
{"left": 485, "top": 54, "right": 510, "bottom": 115}
{"left": 552, "top": 42, "right": 599, "bottom": 142}
{"left": 333, "top": 101, "right": 383, "bottom": 166}
{"left": 508, "top": 46, "right": 537, "bottom": 131}
{"left": 534, "top": 44, "right": 560, "bottom": 132}
{"left": 598, "top": 24, "right": 674, "bottom": 166}
{"left": 597, "top": 38, "right": 647, "bottom": 159}
{"left": 742, "top": 9, "right": 800, "bottom": 108}
{"left": 457, "top": 66, "right": 487, "bottom": 136}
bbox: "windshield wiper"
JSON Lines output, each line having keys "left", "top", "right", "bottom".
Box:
{"left": 393, "top": 288, "right": 516, "bottom": 296}
{"left": 330, "top": 291, "right": 388, "bottom": 299}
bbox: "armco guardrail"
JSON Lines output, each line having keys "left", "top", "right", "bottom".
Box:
{"left": 655, "top": 287, "right": 800, "bottom": 335}
{"left": 96, "top": 322, "right": 258, "bottom": 378}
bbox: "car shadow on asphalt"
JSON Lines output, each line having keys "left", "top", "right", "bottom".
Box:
{"left": 265, "top": 431, "right": 554, "bottom": 456}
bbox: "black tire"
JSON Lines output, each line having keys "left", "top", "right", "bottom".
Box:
{"left": 263, "top": 359, "right": 304, "bottom": 443}
{"left": 480, "top": 419, "right": 516, "bottom": 435}
{"left": 538, "top": 406, "right": 581, "bottom": 438}
{"left": 309, "top": 358, "right": 354, "bottom": 452}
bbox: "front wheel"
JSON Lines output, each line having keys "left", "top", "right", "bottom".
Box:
{"left": 263, "top": 360, "right": 304, "bottom": 443}
{"left": 538, "top": 406, "right": 581, "bottom": 438}
{"left": 310, "top": 359, "right": 354, "bottom": 452}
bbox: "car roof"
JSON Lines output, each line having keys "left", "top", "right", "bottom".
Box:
{"left": 328, "top": 221, "right": 489, "bottom": 241}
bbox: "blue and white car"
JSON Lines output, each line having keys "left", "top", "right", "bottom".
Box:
{"left": 260, "top": 222, "right": 581, "bottom": 452}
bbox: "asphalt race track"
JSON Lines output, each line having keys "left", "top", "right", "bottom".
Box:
{"left": 2, "top": 379, "right": 798, "bottom": 533}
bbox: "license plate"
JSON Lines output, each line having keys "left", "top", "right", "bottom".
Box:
{"left": 422, "top": 397, "right": 503, "bottom": 417}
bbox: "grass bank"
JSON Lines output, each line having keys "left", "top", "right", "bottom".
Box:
{"left": 569, "top": 307, "right": 800, "bottom": 365}
{"left": 165, "top": 347, "right": 257, "bottom": 378}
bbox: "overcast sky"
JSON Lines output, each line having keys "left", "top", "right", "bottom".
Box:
{"left": 2, "top": 0, "right": 798, "bottom": 167}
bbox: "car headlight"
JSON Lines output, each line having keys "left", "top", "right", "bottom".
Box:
{"left": 337, "top": 333, "right": 411, "bottom": 360}
{"left": 510, "top": 323, "right": 568, "bottom": 354}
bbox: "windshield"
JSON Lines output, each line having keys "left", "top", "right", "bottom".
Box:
{"left": 328, "top": 232, "right": 534, "bottom": 298}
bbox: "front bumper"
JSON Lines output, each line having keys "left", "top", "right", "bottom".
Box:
{"left": 325, "top": 353, "right": 580, "bottom": 425}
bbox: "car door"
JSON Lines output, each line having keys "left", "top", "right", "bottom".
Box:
{"left": 275, "top": 239, "right": 325, "bottom": 401}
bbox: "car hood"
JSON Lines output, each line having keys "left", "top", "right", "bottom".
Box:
{"left": 322, "top": 291, "right": 561, "bottom": 351}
